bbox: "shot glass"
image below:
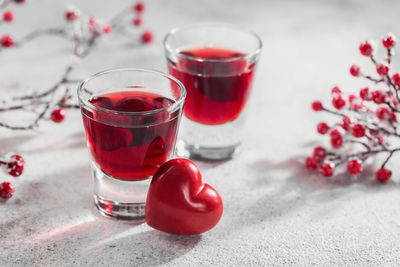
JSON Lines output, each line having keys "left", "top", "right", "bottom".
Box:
{"left": 78, "top": 68, "right": 186, "bottom": 219}
{"left": 164, "top": 23, "right": 262, "bottom": 160}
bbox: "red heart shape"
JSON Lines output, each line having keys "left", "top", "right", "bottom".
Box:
{"left": 145, "top": 158, "right": 223, "bottom": 235}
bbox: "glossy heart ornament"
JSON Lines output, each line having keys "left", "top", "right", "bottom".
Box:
{"left": 145, "top": 158, "right": 223, "bottom": 235}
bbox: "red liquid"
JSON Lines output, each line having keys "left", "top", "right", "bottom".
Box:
{"left": 81, "top": 90, "right": 179, "bottom": 181}
{"left": 168, "top": 47, "right": 255, "bottom": 125}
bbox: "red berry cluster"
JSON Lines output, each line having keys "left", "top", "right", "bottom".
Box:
{"left": 0, "top": 154, "right": 25, "bottom": 200}
{"left": 0, "top": 0, "right": 27, "bottom": 49}
{"left": 63, "top": 2, "right": 153, "bottom": 46}
{"left": 133, "top": 2, "right": 144, "bottom": 26}
{"left": 0, "top": 10, "right": 15, "bottom": 48}
{"left": 64, "top": 6, "right": 112, "bottom": 36}
{"left": 131, "top": 1, "right": 153, "bottom": 44}
{"left": 307, "top": 33, "right": 400, "bottom": 182}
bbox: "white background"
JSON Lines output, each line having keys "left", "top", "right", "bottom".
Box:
{"left": 1, "top": 0, "right": 400, "bottom": 265}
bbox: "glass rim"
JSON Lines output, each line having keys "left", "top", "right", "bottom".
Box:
{"left": 163, "top": 22, "right": 263, "bottom": 63}
{"left": 77, "top": 68, "right": 186, "bottom": 116}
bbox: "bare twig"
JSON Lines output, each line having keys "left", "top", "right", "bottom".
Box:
{"left": 0, "top": 3, "right": 144, "bottom": 130}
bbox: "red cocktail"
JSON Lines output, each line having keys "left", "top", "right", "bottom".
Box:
{"left": 168, "top": 47, "right": 255, "bottom": 125}
{"left": 82, "top": 90, "right": 179, "bottom": 180}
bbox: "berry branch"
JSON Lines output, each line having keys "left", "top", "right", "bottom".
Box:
{"left": 0, "top": 1, "right": 153, "bottom": 129}
{"left": 307, "top": 33, "right": 400, "bottom": 183}
{"left": 0, "top": 1, "right": 153, "bottom": 201}
{"left": 0, "top": 154, "right": 24, "bottom": 200}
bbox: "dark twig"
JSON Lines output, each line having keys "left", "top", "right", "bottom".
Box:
{"left": 14, "top": 28, "right": 68, "bottom": 48}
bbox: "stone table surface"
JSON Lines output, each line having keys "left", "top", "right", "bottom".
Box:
{"left": 2, "top": 0, "right": 400, "bottom": 266}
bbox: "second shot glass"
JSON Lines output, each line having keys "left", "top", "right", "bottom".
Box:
{"left": 164, "top": 23, "right": 262, "bottom": 160}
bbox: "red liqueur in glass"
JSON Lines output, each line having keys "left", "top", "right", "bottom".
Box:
{"left": 81, "top": 89, "right": 179, "bottom": 181}
{"left": 168, "top": 47, "right": 255, "bottom": 125}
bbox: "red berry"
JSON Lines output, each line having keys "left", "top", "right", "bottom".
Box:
{"left": 1, "top": 35, "right": 14, "bottom": 48}
{"left": 133, "top": 17, "right": 142, "bottom": 26}
{"left": 376, "top": 63, "right": 389, "bottom": 76}
{"left": 371, "top": 90, "right": 386, "bottom": 104}
{"left": 376, "top": 106, "right": 389, "bottom": 120}
{"left": 392, "top": 73, "right": 400, "bottom": 87}
{"left": 0, "top": 182, "right": 15, "bottom": 200}
{"left": 348, "top": 95, "right": 363, "bottom": 110}
{"left": 89, "top": 17, "right": 97, "bottom": 26}
{"left": 389, "top": 94, "right": 398, "bottom": 109}
{"left": 376, "top": 168, "right": 391, "bottom": 182}
{"left": 370, "top": 130, "right": 384, "bottom": 145}
{"left": 341, "top": 116, "right": 352, "bottom": 131}
{"left": 7, "top": 154, "right": 24, "bottom": 177}
{"left": 332, "top": 95, "right": 346, "bottom": 110}
{"left": 382, "top": 33, "right": 396, "bottom": 49}
{"left": 359, "top": 87, "right": 370, "bottom": 100}
{"left": 351, "top": 124, "right": 366, "bottom": 138}
{"left": 14, "top": 0, "right": 26, "bottom": 3}
{"left": 348, "top": 94, "right": 356, "bottom": 103}
{"left": 359, "top": 40, "right": 374, "bottom": 56}
{"left": 103, "top": 24, "right": 112, "bottom": 34}
{"left": 330, "top": 129, "right": 343, "bottom": 149}
{"left": 317, "top": 122, "right": 329, "bottom": 134}
{"left": 390, "top": 112, "right": 397, "bottom": 122}
{"left": 3, "top": 11, "right": 14, "bottom": 22}
{"left": 65, "top": 10, "right": 80, "bottom": 21}
{"left": 313, "top": 146, "right": 326, "bottom": 162}
{"left": 346, "top": 158, "right": 363, "bottom": 175}
{"left": 319, "top": 161, "right": 335, "bottom": 177}
{"left": 350, "top": 64, "right": 360, "bottom": 77}
{"left": 134, "top": 2, "right": 145, "bottom": 12}
{"left": 352, "top": 100, "right": 364, "bottom": 110}
{"left": 141, "top": 31, "right": 153, "bottom": 44}
{"left": 305, "top": 157, "right": 318, "bottom": 170}
{"left": 331, "top": 86, "right": 342, "bottom": 95}
{"left": 50, "top": 108, "right": 66, "bottom": 123}
{"left": 311, "top": 101, "right": 323, "bottom": 111}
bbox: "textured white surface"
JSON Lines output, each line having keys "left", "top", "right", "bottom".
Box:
{"left": 1, "top": 0, "right": 400, "bottom": 266}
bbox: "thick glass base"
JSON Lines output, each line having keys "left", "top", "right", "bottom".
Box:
{"left": 91, "top": 163, "right": 150, "bottom": 220}
{"left": 178, "top": 114, "right": 245, "bottom": 161}
{"left": 176, "top": 140, "right": 240, "bottom": 160}
{"left": 94, "top": 195, "right": 145, "bottom": 220}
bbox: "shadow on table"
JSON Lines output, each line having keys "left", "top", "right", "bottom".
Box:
{"left": 0, "top": 134, "right": 36, "bottom": 153}
{"left": 193, "top": 157, "right": 231, "bottom": 170}
{"left": 138, "top": 231, "right": 201, "bottom": 266}
{"left": 0, "top": 162, "right": 92, "bottom": 236}
{"left": 87, "top": 229, "right": 201, "bottom": 266}
{"left": 1, "top": 161, "right": 200, "bottom": 265}
{"left": 17, "top": 131, "right": 86, "bottom": 154}
{"left": 223, "top": 155, "right": 400, "bottom": 231}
